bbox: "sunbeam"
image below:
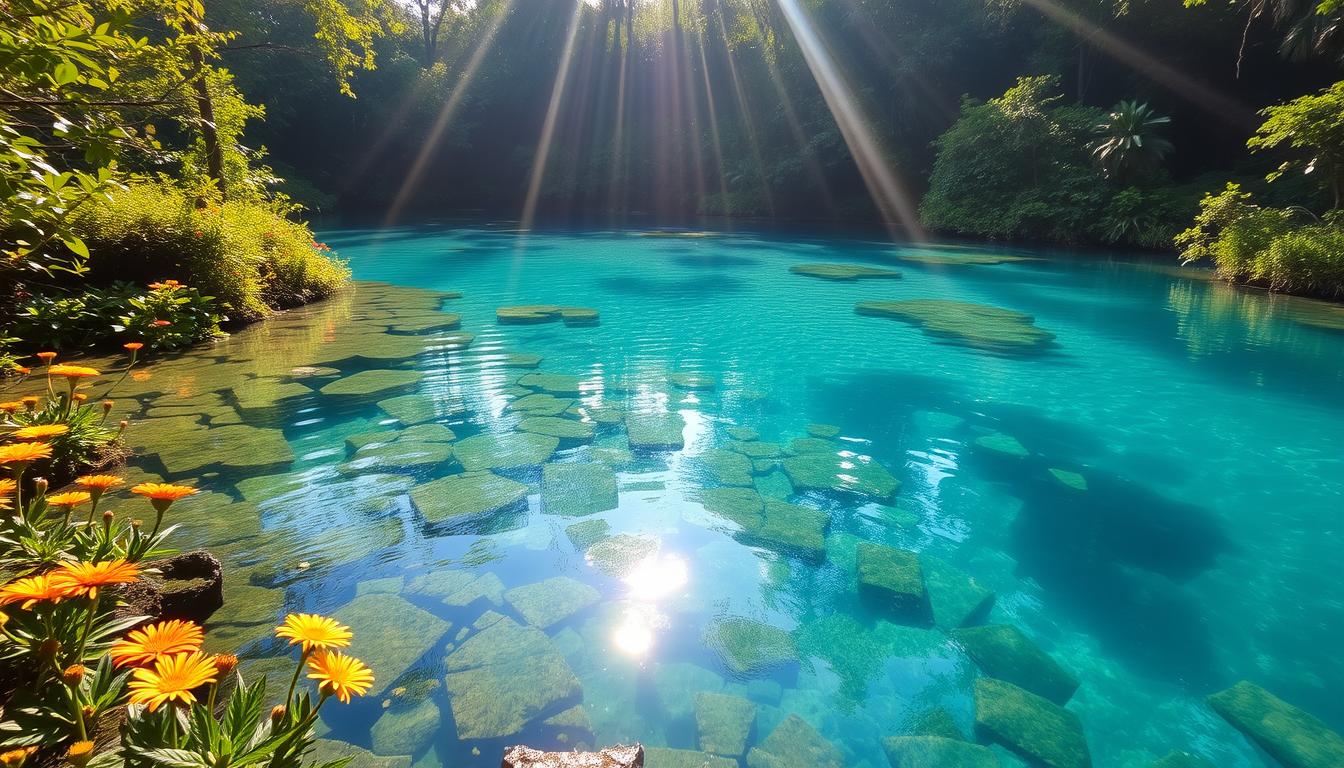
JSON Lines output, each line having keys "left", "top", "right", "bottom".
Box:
{"left": 520, "top": 0, "right": 587, "bottom": 230}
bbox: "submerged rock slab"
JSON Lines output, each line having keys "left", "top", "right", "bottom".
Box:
{"left": 442, "top": 572, "right": 506, "bottom": 609}
{"left": 399, "top": 423, "right": 456, "bottom": 443}
{"left": 336, "top": 594, "right": 450, "bottom": 698}
{"left": 746, "top": 714, "right": 843, "bottom": 768}
{"left": 1207, "top": 680, "right": 1344, "bottom": 768}
{"left": 952, "top": 624, "right": 1078, "bottom": 705}
{"left": 856, "top": 299, "right": 1055, "bottom": 355}
{"left": 627, "top": 413, "right": 685, "bottom": 451}
{"left": 310, "top": 739, "right": 411, "bottom": 768}
{"left": 320, "top": 370, "right": 424, "bottom": 399}
{"left": 857, "top": 542, "right": 929, "bottom": 623}
{"left": 521, "top": 415, "right": 596, "bottom": 442}
{"left": 517, "top": 372, "right": 586, "bottom": 396}
{"left": 565, "top": 519, "right": 611, "bottom": 550}
{"left": 974, "top": 432, "right": 1029, "bottom": 458}
{"left": 790, "top": 263, "right": 902, "bottom": 281}
{"left": 377, "top": 394, "right": 445, "bottom": 426}
{"left": 725, "top": 426, "right": 760, "bottom": 441}
{"left": 696, "top": 692, "right": 757, "bottom": 757}
{"left": 443, "top": 615, "right": 581, "bottom": 740}
{"left": 498, "top": 305, "right": 600, "bottom": 326}
{"left": 340, "top": 441, "right": 453, "bottom": 475}
{"left": 371, "top": 698, "right": 439, "bottom": 756}
{"left": 508, "top": 393, "right": 576, "bottom": 416}
{"left": 881, "top": 736, "right": 1000, "bottom": 768}
{"left": 231, "top": 379, "right": 313, "bottom": 419}
{"left": 455, "top": 432, "right": 559, "bottom": 471}
{"left": 974, "top": 677, "right": 1091, "bottom": 768}
{"left": 704, "top": 617, "right": 798, "bottom": 677}
{"left": 805, "top": 423, "right": 841, "bottom": 438}
{"left": 727, "top": 440, "right": 784, "bottom": 459}
{"left": 701, "top": 448, "right": 755, "bottom": 487}
{"left": 156, "top": 424, "right": 294, "bottom": 475}
{"left": 385, "top": 312, "right": 461, "bottom": 335}
{"left": 585, "top": 534, "right": 658, "bottom": 577}
{"left": 1150, "top": 752, "right": 1215, "bottom": 768}
{"left": 670, "top": 372, "right": 716, "bottom": 390}
{"left": 781, "top": 451, "right": 900, "bottom": 503}
{"left": 645, "top": 748, "right": 734, "bottom": 768}
{"left": 542, "top": 462, "right": 618, "bottom": 517}
{"left": 1048, "top": 468, "right": 1088, "bottom": 491}
{"left": 506, "top": 576, "right": 601, "bottom": 629}
{"left": 896, "top": 251, "right": 1039, "bottom": 266}
{"left": 410, "top": 472, "right": 529, "bottom": 532}
{"left": 921, "top": 554, "right": 995, "bottom": 630}
{"left": 904, "top": 706, "right": 966, "bottom": 740}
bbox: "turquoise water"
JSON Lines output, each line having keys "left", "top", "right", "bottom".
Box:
{"left": 130, "top": 225, "right": 1344, "bottom": 768}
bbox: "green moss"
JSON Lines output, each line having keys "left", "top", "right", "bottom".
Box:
{"left": 696, "top": 692, "right": 757, "bottom": 757}
{"left": 701, "top": 448, "right": 755, "bottom": 487}
{"left": 585, "top": 534, "right": 658, "bottom": 576}
{"left": 670, "top": 372, "right": 717, "bottom": 390}
{"left": 517, "top": 372, "right": 585, "bottom": 396}
{"left": 646, "top": 748, "right": 736, "bottom": 768}
{"left": 700, "top": 486, "right": 765, "bottom": 529}
{"left": 155, "top": 424, "right": 294, "bottom": 475}
{"left": 726, "top": 426, "right": 759, "bottom": 441}
{"left": 788, "top": 437, "right": 831, "bottom": 454}
{"left": 409, "top": 472, "right": 529, "bottom": 532}
{"left": 903, "top": 706, "right": 966, "bottom": 740}
{"left": 497, "top": 305, "right": 600, "bottom": 326}
{"left": 506, "top": 393, "right": 575, "bottom": 416}
{"left": 505, "top": 576, "right": 601, "bottom": 629}
{"left": 340, "top": 441, "right": 454, "bottom": 475}
{"left": 504, "top": 353, "right": 543, "bottom": 368}
{"left": 1150, "top": 751, "right": 1215, "bottom": 768}
{"left": 320, "top": 370, "right": 425, "bottom": 399}
{"left": 952, "top": 624, "right": 1078, "bottom": 705}
{"left": 627, "top": 413, "right": 686, "bottom": 450}
{"left": 790, "top": 263, "right": 902, "bottom": 281}
{"left": 805, "top": 423, "right": 841, "bottom": 438}
{"left": 454, "top": 432, "right": 558, "bottom": 471}
{"left": 398, "top": 423, "right": 456, "bottom": 443}
{"left": 519, "top": 415, "right": 596, "bottom": 442}
{"left": 231, "top": 379, "right": 313, "bottom": 420}
{"left": 335, "top": 594, "right": 451, "bottom": 698}
{"left": 973, "top": 677, "right": 1091, "bottom": 768}
{"left": 921, "top": 554, "right": 996, "bottom": 630}
{"left": 782, "top": 451, "right": 900, "bottom": 503}
{"left": 975, "top": 432, "right": 1029, "bottom": 458}
{"left": 541, "top": 462, "right": 618, "bottom": 517}
{"left": 881, "top": 736, "right": 999, "bottom": 768}
{"left": 727, "top": 440, "right": 784, "bottom": 459}
{"left": 857, "top": 542, "right": 928, "bottom": 623}
{"left": 856, "top": 299, "right": 1055, "bottom": 354}
{"left": 565, "top": 519, "right": 611, "bottom": 550}
{"left": 1207, "top": 680, "right": 1344, "bottom": 768}
{"left": 370, "top": 698, "right": 439, "bottom": 756}
{"left": 746, "top": 714, "right": 843, "bottom": 768}
{"left": 378, "top": 394, "right": 451, "bottom": 426}
{"left": 704, "top": 617, "right": 798, "bottom": 677}
{"left": 385, "top": 313, "right": 461, "bottom": 334}
{"left": 750, "top": 500, "right": 829, "bottom": 561}
{"left": 1048, "top": 467, "right": 1088, "bottom": 491}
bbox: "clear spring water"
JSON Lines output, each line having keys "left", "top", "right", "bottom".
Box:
{"left": 119, "top": 225, "right": 1344, "bottom": 768}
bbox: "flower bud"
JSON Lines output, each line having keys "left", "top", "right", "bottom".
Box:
{"left": 213, "top": 654, "right": 238, "bottom": 674}
{"left": 66, "top": 741, "right": 94, "bottom": 768}
{"left": 61, "top": 664, "right": 86, "bottom": 686}
{"left": 81, "top": 705, "right": 95, "bottom": 721}
{"left": 131, "top": 519, "right": 142, "bottom": 530}
{"left": 33, "top": 477, "right": 47, "bottom": 496}
{"left": 73, "top": 394, "right": 87, "bottom": 403}
{"left": 38, "top": 637, "right": 61, "bottom": 662}
{"left": 269, "top": 704, "right": 287, "bottom": 726}
{"left": 101, "top": 400, "right": 114, "bottom": 414}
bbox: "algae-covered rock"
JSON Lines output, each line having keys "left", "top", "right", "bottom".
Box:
{"left": 857, "top": 542, "right": 928, "bottom": 623}
{"left": 156, "top": 424, "right": 294, "bottom": 475}
{"left": 790, "top": 263, "right": 902, "bottom": 281}
{"left": 346, "top": 430, "right": 398, "bottom": 453}
{"left": 406, "top": 570, "right": 476, "bottom": 599}
{"left": 701, "top": 448, "right": 755, "bottom": 487}
{"left": 504, "top": 353, "right": 543, "bottom": 368}
{"left": 752, "top": 500, "right": 829, "bottom": 560}
{"left": 1207, "top": 680, "right": 1344, "bottom": 768}
{"left": 442, "top": 615, "right": 581, "bottom": 740}
{"left": 341, "top": 441, "right": 453, "bottom": 475}
{"left": 645, "top": 748, "right": 736, "bottom": 768}
{"left": 696, "top": 692, "right": 756, "bottom": 757}
{"left": 505, "top": 576, "right": 601, "bottom": 629}
{"left": 921, "top": 554, "right": 995, "bottom": 630}
{"left": 1048, "top": 468, "right": 1088, "bottom": 491}
{"left": 519, "top": 415, "right": 596, "bottom": 442}
{"left": 335, "top": 594, "right": 450, "bottom": 698}
{"left": 788, "top": 437, "right": 833, "bottom": 454}
{"left": 231, "top": 379, "right": 313, "bottom": 419}
{"left": 442, "top": 572, "right": 506, "bottom": 609}
{"left": 704, "top": 617, "right": 798, "bottom": 677}
{"left": 517, "top": 372, "right": 585, "bottom": 396}
{"left": 385, "top": 313, "right": 461, "bottom": 335}
{"left": 320, "top": 370, "right": 424, "bottom": 399}
{"left": 507, "top": 393, "right": 575, "bottom": 416}
{"left": 585, "top": 534, "right": 658, "bottom": 577}
{"left": 409, "top": 472, "right": 529, "bottom": 533}
{"left": 881, "top": 736, "right": 999, "bottom": 768}
{"left": 310, "top": 739, "right": 411, "bottom": 768}
{"left": 497, "top": 305, "right": 600, "bottom": 326}
{"left": 653, "top": 661, "right": 725, "bottom": 719}
{"left": 896, "top": 251, "right": 1038, "bottom": 266}
{"left": 856, "top": 300, "right": 1055, "bottom": 355}
{"left": 1150, "top": 752, "right": 1215, "bottom": 768}
{"left": 670, "top": 372, "right": 717, "bottom": 390}
{"left": 565, "top": 519, "right": 610, "bottom": 550}
{"left": 746, "top": 714, "right": 843, "bottom": 768}
{"left": 974, "top": 432, "right": 1029, "bottom": 458}
{"left": 904, "top": 706, "right": 965, "bottom": 740}
{"left": 974, "top": 677, "right": 1091, "bottom": 768}
{"left": 699, "top": 487, "right": 765, "bottom": 529}
{"left": 356, "top": 576, "right": 404, "bottom": 596}
{"left": 951, "top": 624, "right": 1077, "bottom": 705}
{"left": 727, "top": 440, "right": 784, "bottom": 459}
{"left": 627, "top": 413, "right": 685, "bottom": 451}
{"left": 805, "top": 423, "right": 841, "bottom": 438}
{"left": 782, "top": 451, "right": 899, "bottom": 503}
{"left": 377, "top": 394, "right": 442, "bottom": 426}
{"left": 371, "top": 698, "right": 439, "bottom": 756}
{"left": 726, "top": 426, "right": 759, "bottom": 441}
{"left": 306, "top": 334, "right": 432, "bottom": 369}
{"left": 541, "top": 462, "right": 618, "bottom": 517}
{"left": 454, "top": 432, "right": 558, "bottom": 471}
{"left": 398, "top": 423, "right": 456, "bottom": 443}
{"left": 794, "top": 614, "right": 925, "bottom": 701}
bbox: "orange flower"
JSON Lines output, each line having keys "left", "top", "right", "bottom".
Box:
{"left": 111, "top": 619, "right": 205, "bottom": 667}
{"left": 0, "top": 479, "right": 15, "bottom": 496}
{"left": 46, "top": 491, "right": 91, "bottom": 509}
{"left": 73, "top": 393, "right": 87, "bottom": 403}
{"left": 0, "top": 442, "right": 52, "bottom": 466}
{"left": 276, "top": 613, "right": 352, "bottom": 653}
{"left": 306, "top": 651, "right": 373, "bottom": 704}
{"left": 0, "top": 574, "right": 72, "bottom": 609}
{"left": 0, "top": 402, "right": 22, "bottom": 414}
{"left": 130, "top": 482, "right": 198, "bottom": 512}
{"left": 128, "top": 651, "right": 218, "bottom": 711}
{"left": 124, "top": 342, "right": 144, "bottom": 352}
{"left": 36, "top": 352, "right": 56, "bottom": 363}
{"left": 151, "top": 320, "right": 171, "bottom": 327}
{"left": 47, "top": 364, "right": 100, "bottom": 379}
{"left": 76, "top": 474, "right": 122, "bottom": 492}
{"left": 19, "top": 396, "right": 38, "bottom": 410}
{"left": 50, "top": 560, "right": 139, "bottom": 600}
{"left": 12, "top": 424, "right": 68, "bottom": 440}
{"left": 13, "top": 367, "right": 30, "bottom": 376}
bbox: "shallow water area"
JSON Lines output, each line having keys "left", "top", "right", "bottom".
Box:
{"left": 73, "top": 225, "right": 1344, "bottom": 768}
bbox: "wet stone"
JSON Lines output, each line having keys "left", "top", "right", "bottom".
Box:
{"left": 565, "top": 519, "right": 611, "bottom": 550}
{"left": 1048, "top": 468, "right": 1088, "bottom": 491}
{"left": 541, "top": 462, "right": 618, "bottom": 517}
{"left": 670, "top": 372, "right": 717, "bottom": 390}
{"left": 231, "top": 379, "right": 313, "bottom": 419}
{"left": 307, "top": 334, "right": 431, "bottom": 368}
{"left": 371, "top": 698, "right": 439, "bottom": 756}
{"left": 746, "top": 714, "right": 843, "bottom": 768}
{"left": 346, "top": 430, "right": 399, "bottom": 453}
{"left": 806, "top": 423, "right": 841, "bottom": 438}
{"left": 788, "top": 437, "right": 833, "bottom": 454}
{"left": 790, "top": 263, "right": 902, "bottom": 281}
{"left": 335, "top": 594, "right": 451, "bottom": 698}
{"left": 696, "top": 692, "right": 756, "bottom": 758}
{"left": 704, "top": 617, "right": 798, "bottom": 677}
{"left": 520, "top": 415, "right": 596, "bottom": 442}
{"left": 443, "top": 572, "right": 505, "bottom": 609}
{"left": 857, "top": 542, "right": 929, "bottom": 624}
{"left": 1207, "top": 680, "right": 1344, "bottom": 768}
{"left": 398, "top": 423, "right": 456, "bottom": 443}
{"left": 378, "top": 394, "right": 442, "bottom": 426}
{"left": 585, "top": 534, "right": 658, "bottom": 577}
{"left": 503, "top": 353, "right": 543, "bottom": 368}
{"left": 455, "top": 432, "right": 559, "bottom": 471}
{"left": 627, "top": 413, "right": 686, "bottom": 451}
{"left": 973, "top": 677, "right": 1091, "bottom": 768}
{"left": 726, "top": 426, "right": 759, "bottom": 441}
{"left": 320, "top": 370, "right": 425, "bottom": 400}
{"left": 702, "top": 448, "right": 755, "bottom": 487}
{"left": 904, "top": 706, "right": 965, "bottom": 740}
{"left": 974, "top": 432, "right": 1029, "bottom": 458}
{"left": 952, "top": 624, "right": 1078, "bottom": 705}
{"left": 385, "top": 312, "right": 461, "bottom": 335}
{"left": 645, "top": 748, "right": 736, "bottom": 768}
{"left": 727, "top": 440, "right": 784, "bottom": 459}
{"left": 505, "top": 576, "right": 601, "bottom": 629}
{"left": 507, "top": 393, "right": 575, "bottom": 416}
{"left": 654, "top": 662, "right": 725, "bottom": 720}
{"left": 497, "top": 305, "right": 600, "bottom": 326}
{"left": 856, "top": 299, "right": 1055, "bottom": 355}
{"left": 310, "top": 739, "right": 411, "bottom": 768}
{"left": 921, "top": 554, "right": 996, "bottom": 630}
{"left": 782, "top": 451, "right": 900, "bottom": 503}
{"left": 156, "top": 424, "right": 294, "bottom": 476}
{"left": 517, "top": 372, "right": 585, "bottom": 396}
{"left": 340, "top": 441, "right": 454, "bottom": 476}
{"left": 406, "top": 570, "right": 475, "bottom": 599}
{"left": 881, "top": 736, "right": 1000, "bottom": 768}
{"left": 410, "top": 472, "right": 529, "bottom": 533}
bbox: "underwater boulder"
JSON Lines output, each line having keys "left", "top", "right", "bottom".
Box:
{"left": 1047, "top": 468, "right": 1088, "bottom": 491}
{"left": 920, "top": 554, "right": 995, "bottom": 630}
{"left": 627, "top": 413, "right": 686, "bottom": 451}
{"left": 951, "top": 625, "right": 1078, "bottom": 705}
{"left": 319, "top": 370, "right": 425, "bottom": 400}
{"left": 653, "top": 661, "right": 725, "bottom": 720}
{"left": 881, "top": 736, "right": 999, "bottom": 768}
{"left": 746, "top": 714, "right": 843, "bottom": 768}
{"left": 857, "top": 542, "right": 929, "bottom": 624}
{"left": 497, "top": 305, "right": 600, "bottom": 326}
{"left": 335, "top": 594, "right": 451, "bottom": 698}
{"left": 505, "top": 576, "right": 601, "bottom": 629}
{"left": 790, "top": 263, "right": 902, "bottom": 281}
{"left": 704, "top": 617, "right": 799, "bottom": 677}
{"left": 409, "top": 471, "right": 529, "bottom": 533}
{"left": 339, "top": 441, "right": 453, "bottom": 476}
{"left": 696, "top": 692, "right": 757, "bottom": 758}
{"left": 520, "top": 415, "right": 597, "bottom": 442}
{"left": 565, "top": 519, "right": 612, "bottom": 550}
{"left": 902, "top": 707, "right": 965, "bottom": 741}
{"left": 507, "top": 393, "right": 576, "bottom": 416}
{"left": 856, "top": 300, "right": 1055, "bottom": 355}
{"left": 1207, "top": 680, "right": 1344, "bottom": 768}
{"left": 973, "top": 433, "right": 1029, "bottom": 458}
{"left": 973, "top": 677, "right": 1091, "bottom": 768}
{"left": 782, "top": 452, "right": 900, "bottom": 503}
{"left": 645, "top": 748, "right": 734, "bottom": 768}
{"left": 701, "top": 448, "right": 756, "bottom": 487}
{"left": 542, "top": 462, "right": 619, "bottom": 517}
{"left": 370, "top": 698, "right": 439, "bottom": 756}
{"left": 454, "top": 432, "right": 559, "bottom": 471}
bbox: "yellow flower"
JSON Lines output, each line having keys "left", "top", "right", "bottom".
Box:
{"left": 306, "top": 651, "right": 373, "bottom": 704}
{"left": 0, "top": 442, "right": 52, "bottom": 466}
{"left": 276, "top": 613, "right": 352, "bottom": 653}
{"left": 76, "top": 474, "right": 122, "bottom": 493}
{"left": 50, "top": 559, "right": 139, "bottom": 600}
{"left": 130, "top": 482, "right": 198, "bottom": 512}
{"left": 66, "top": 741, "right": 94, "bottom": 768}
{"left": 46, "top": 491, "right": 92, "bottom": 509}
{"left": 128, "top": 651, "right": 218, "bottom": 711}
{"left": 47, "top": 364, "right": 100, "bottom": 379}
{"left": 0, "top": 402, "right": 22, "bottom": 414}
{"left": 0, "top": 573, "right": 73, "bottom": 608}
{"left": 12, "top": 424, "right": 69, "bottom": 440}
{"left": 110, "top": 619, "right": 205, "bottom": 667}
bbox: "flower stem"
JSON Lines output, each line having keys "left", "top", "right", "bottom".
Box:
{"left": 73, "top": 593, "right": 99, "bottom": 662}
{"left": 285, "top": 648, "right": 311, "bottom": 706}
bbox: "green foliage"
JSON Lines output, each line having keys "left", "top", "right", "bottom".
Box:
{"left": 71, "top": 183, "right": 349, "bottom": 322}
{"left": 1249, "top": 81, "right": 1344, "bottom": 207}
{"left": 10, "top": 281, "right": 221, "bottom": 353}
{"left": 1091, "top": 101, "right": 1173, "bottom": 183}
{"left": 1177, "top": 183, "right": 1344, "bottom": 299}
{"left": 2, "top": 386, "right": 123, "bottom": 482}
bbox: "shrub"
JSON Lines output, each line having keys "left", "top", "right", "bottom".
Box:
{"left": 10, "top": 281, "right": 222, "bottom": 354}
{"left": 70, "top": 183, "right": 350, "bottom": 323}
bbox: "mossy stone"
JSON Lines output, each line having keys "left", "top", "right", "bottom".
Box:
{"left": 307, "top": 334, "right": 431, "bottom": 368}
{"left": 505, "top": 576, "right": 601, "bottom": 629}
{"left": 409, "top": 471, "right": 528, "bottom": 532}
{"left": 1048, "top": 468, "right": 1088, "bottom": 491}
{"left": 585, "top": 534, "right": 658, "bottom": 577}
{"left": 700, "top": 486, "right": 765, "bottom": 529}
{"left": 975, "top": 432, "right": 1029, "bottom": 458}
{"left": 726, "top": 426, "right": 759, "bottom": 441}
{"left": 654, "top": 661, "right": 725, "bottom": 719}
{"left": 746, "top": 714, "right": 843, "bottom": 768}
{"left": 406, "top": 570, "right": 476, "bottom": 599}
{"left": 565, "top": 519, "right": 610, "bottom": 550}
{"left": 442, "top": 615, "right": 581, "bottom": 740}
{"left": 341, "top": 441, "right": 454, "bottom": 475}
{"left": 973, "top": 677, "right": 1091, "bottom": 768}
{"left": 897, "top": 251, "right": 1038, "bottom": 266}
{"left": 645, "top": 748, "right": 736, "bottom": 768}
{"left": 398, "top": 423, "right": 456, "bottom": 443}
{"left": 519, "top": 416, "right": 596, "bottom": 442}
{"left": 805, "top": 423, "right": 841, "bottom": 438}
{"left": 857, "top": 299, "right": 1055, "bottom": 355}
{"left": 385, "top": 313, "right": 461, "bottom": 334}
{"left": 904, "top": 706, "right": 965, "bottom": 740}
{"left": 454, "top": 432, "right": 558, "bottom": 471}
{"left": 335, "top": 594, "right": 451, "bottom": 698}
{"left": 782, "top": 451, "right": 899, "bottom": 503}
{"left": 790, "top": 263, "right": 902, "bottom": 281}
{"left": 789, "top": 437, "right": 833, "bottom": 454}
{"left": 377, "top": 394, "right": 442, "bottom": 426}
{"left": 794, "top": 614, "right": 936, "bottom": 701}
{"left": 504, "top": 353, "right": 543, "bottom": 368}
{"left": 497, "top": 305, "right": 600, "bottom": 326}
{"left": 541, "top": 462, "right": 618, "bottom": 517}
{"left": 346, "top": 430, "right": 399, "bottom": 453}
{"left": 356, "top": 576, "right": 404, "bottom": 596}
{"left": 857, "top": 542, "right": 928, "bottom": 623}
{"left": 321, "top": 370, "right": 424, "bottom": 399}
{"left": 156, "top": 424, "right": 294, "bottom": 476}
{"left": 881, "top": 736, "right": 999, "bottom": 768}
{"left": 696, "top": 692, "right": 757, "bottom": 757}
{"left": 921, "top": 554, "right": 995, "bottom": 630}
{"left": 230, "top": 379, "right": 313, "bottom": 418}
{"left": 517, "top": 372, "right": 585, "bottom": 396}
{"left": 1207, "top": 680, "right": 1344, "bottom": 768}
{"left": 542, "top": 704, "right": 592, "bottom": 732}
{"left": 442, "top": 572, "right": 506, "bottom": 609}
{"left": 670, "top": 372, "right": 717, "bottom": 390}
{"left": 702, "top": 448, "right": 755, "bottom": 487}
{"left": 952, "top": 624, "right": 1078, "bottom": 705}
{"left": 704, "top": 617, "right": 798, "bottom": 677}
{"left": 370, "top": 698, "right": 439, "bottom": 756}
{"left": 1150, "top": 752, "right": 1215, "bottom": 768}
{"left": 310, "top": 739, "right": 411, "bottom": 768}
{"left": 627, "top": 413, "right": 685, "bottom": 450}
{"left": 727, "top": 440, "right": 784, "bottom": 459}
{"left": 708, "top": 496, "right": 828, "bottom": 561}
{"left": 507, "top": 393, "right": 575, "bottom": 416}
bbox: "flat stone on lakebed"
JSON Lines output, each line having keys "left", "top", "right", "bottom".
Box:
{"left": 747, "top": 714, "right": 844, "bottom": 768}
{"left": 507, "top": 393, "right": 574, "bottom": 416}
{"left": 378, "top": 393, "right": 455, "bottom": 425}
{"left": 410, "top": 472, "right": 529, "bottom": 531}
{"left": 497, "top": 305, "right": 600, "bottom": 326}
{"left": 340, "top": 441, "right": 453, "bottom": 476}
{"left": 781, "top": 451, "right": 899, "bottom": 503}
{"left": 155, "top": 424, "right": 294, "bottom": 475}
{"left": 857, "top": 542, "right": 928, "bottom": 623}
{"left": 922, "top": 554, "right": 995, "bottom": 630}
{"left": 857, "top": 299, "right": 1055, "bottom": 355}
{"left": 541, "top": 462, "right": 618, "bottom": 517}
{"left": 519, "top": 415, "right": 595, "bottom": 442}
{"left": 516, "top": 372, "right": 585, "bottom": 396}
{"left": 952, "top": 624, "right": 1078, "bottom": 705}
{"left": 645, "top": 748, "right": 736, "bottom": 768}
{"left": 790, "top": 263, "right": 902, "bottom": 281}
{"left": 704, "top": 617, "right": 798, "bottom": 677}
{"left": 455, "top": 432, "right": 558, "bottom": 471}
{"left": 882, "top": 736, "right": 1000, "bottom": 768}
{"left": 1207, "top": 680, "right": 1344, "bottom": 768}
{"left": 627, "top": 413, "right": 686, "bottom": 450}
{"left": 505, "top": 576, "right": 600, "bottom": 629}
{"left": 335, "top": 594, "right": 450, "bottom": 698}
{"left": 974, "top": 677, "right": 1091, "bottom": 768}
{"left": 320, "top": 370, "right": 424, "bottom": 399}
{"left": 695, "top": 692, "right": 756, "bottom": 757}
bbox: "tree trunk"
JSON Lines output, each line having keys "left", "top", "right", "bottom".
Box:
{"left": 188, "top": 37, "right": 225, "bottom": 201}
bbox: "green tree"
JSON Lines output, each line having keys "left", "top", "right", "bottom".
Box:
{"left": 1249, "top": 80, "right": 1344, "bottom": 208}
{"left": 1091, "top": 101, "right": 1173, "bottom": 183}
